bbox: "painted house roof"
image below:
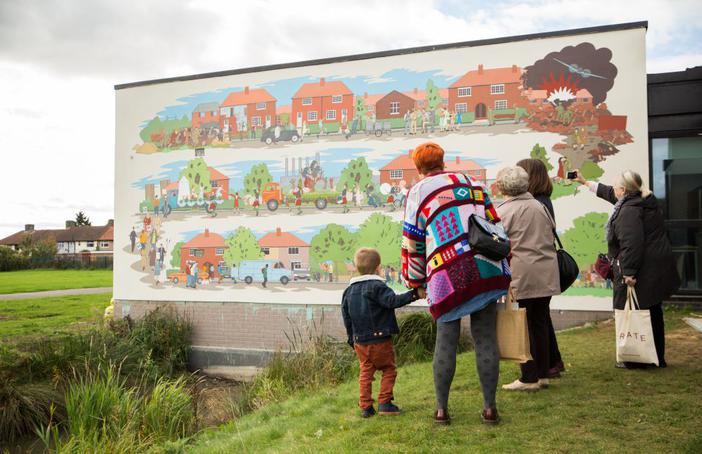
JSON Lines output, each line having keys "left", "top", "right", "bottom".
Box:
{"left": 0, "top": 224, "right": 114, "bottom": 246}
{"left": 380, "top": 151, "right": 483, "bottom": 172}
{"left": 377, "top": 90, "right": 414, "bottom": 104}
{"left": 360, "top": 93, "right": 385, "bottom": 107}
{"left": 403, "top": 88, "right": 449, "bottom": 102}
{"left": 221, "top": 87, "right": 275, "bottom": 107}
{"left": 450, "top": 65, "right": 522, "bottom": 88}
{"left": 184, "top": 229, "right": 226, "bottom": 248}
{"left": 193, "top": 102, "right": 220, "bottom": 113}
{"left": 293, "top": 78, "right": 353, "bottom": 98}
{"left": 208, "top": 167, "right": 228, "bottom": 181}
{"left": 258, "top": 228, "right": 309, "bottom": 248}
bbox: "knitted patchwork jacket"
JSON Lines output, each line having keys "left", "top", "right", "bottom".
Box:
{"left": 401, "top": 172, "right": 511, "bottom": 320}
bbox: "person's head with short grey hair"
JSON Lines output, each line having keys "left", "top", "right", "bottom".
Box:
{"left": 496, "top": 166, "right": 530, "bottom": 197}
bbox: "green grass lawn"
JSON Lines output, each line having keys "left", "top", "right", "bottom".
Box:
{"left": 563, "top": 286, "right": 613, "bottom": 297}
{"left": 0, "top": 293, "right": 112, "bottom": 340}
{"left": 189, "top": 308, "right": 702, "bottom": 453}
{"left": 0, "top": 269, "right": 113, "bottom": 294}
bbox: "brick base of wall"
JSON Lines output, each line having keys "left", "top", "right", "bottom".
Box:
{"left": 114, "top": 301, "right": 611, "bottom": 369}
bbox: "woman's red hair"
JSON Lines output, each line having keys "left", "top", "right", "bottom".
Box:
{"left": 412, "top": 142, "right": 445, "bottom": 174}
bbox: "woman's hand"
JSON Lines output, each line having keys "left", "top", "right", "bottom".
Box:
{"left": 623, "top": 275, "right": 637, "bottom": 287}
{"left": 417, "top": 287, "right": 427, "bottom": 299}
{"left": 573, "top": 169, "right": 587, "bottom": 185}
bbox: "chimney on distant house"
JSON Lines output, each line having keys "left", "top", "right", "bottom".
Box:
{"left": 478, "top": 64, "right": 484, "bottom": 75}
{"left": 25, "top": 224, "right": 34, "bottom": 231}
{"left": 276, "top": 227, "right": 282, "bottom": 236}
{"left": 244, "top": 86, "right": 250, "bottom": 95}
{"left": 408, "top": 149, "right": 413, "bottom": 157}
{"left": 455, "top": 156, "right": 461, "bottom": 164}
{"left": 512, "top": 64, "right": 518, "bottom": 73}
{"left": 285, "top": 157, "right": 289, "bottom": 177}
{"left": 204, "top": 229, "right": 210, "bottom": 237}
{"left": 65, "top": 220, "right": 76, "bottom": 229}
{"left": 364, "top": 92, "right": 368, "bottom": 99}
{"left": 107, "top": 219, "right": 114, "bottom": 227}
{"left": 319, "top": 77, "right": 325, "bottom": 86}
{"left": 413, "top": 87, "right": 418, "bottom": 94}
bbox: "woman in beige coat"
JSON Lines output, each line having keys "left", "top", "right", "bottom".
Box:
{"left": 496, "top": 166, "right": 561, "bottom": 391}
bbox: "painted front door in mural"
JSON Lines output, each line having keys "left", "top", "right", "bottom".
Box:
{"left": 114, "top": 24, "right": 648, "bottom": 306}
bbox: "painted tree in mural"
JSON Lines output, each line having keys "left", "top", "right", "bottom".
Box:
{"left": 170, "top": 242, "right": 184, "bottom": 269}
{"left": 223, "top": 227, "right": 263, "bottom": 268}
{"left": 530, "top": 143, "right": 553, "bottom": 171}
{"left": 354, "top": 97, "right": 366, "bottom": 129}
{"left": 425, "top": 79, "right": 442, "bottom": 111}
{"left": 560, "top": 212, "right": 608, "bottom": 272}
{"left": 180, "top": 158, "right": 212, "bottom": 194}
{"left": 140, "top": 115, "right": 190, "bottom": 143}
{"left": 580, "top": 160, "right": 604, "bottom": 180}
{"left": 310, "top": 224, "right": 357, "bottom": 273}
{"left": 336, "top": 157, "right": 373, "bottom": 192}
{"left": 355, "top": 213, "right": 402, "bottom": 267}
{"left": 243, "top": 163, "right": 273, "bottom": 196}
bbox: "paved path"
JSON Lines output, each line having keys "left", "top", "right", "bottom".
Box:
{"left": 0, "top": 287, "right": 113, "bottom": 301}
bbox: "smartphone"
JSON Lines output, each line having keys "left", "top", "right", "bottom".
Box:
{"left": 567, "top": 171, "right": 577, "bottom": 180}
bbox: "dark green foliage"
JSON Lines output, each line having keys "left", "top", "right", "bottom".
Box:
{"left": 74, "top": 211, "right": 91, "bottom": 226}
{"left": 394, "top": 312, "right": 472, "bottom": 365}
{"left": 0, "top": 381, "right": 65, "bottom": 443}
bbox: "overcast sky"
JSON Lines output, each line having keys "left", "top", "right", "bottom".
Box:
{"left": 0, "top": 0, "right": 700, "bottom": 238}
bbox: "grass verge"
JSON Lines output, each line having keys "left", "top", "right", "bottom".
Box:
{"left": 187, "top": 307, "right": 702, "bottom": 453}
{"left": 0, "top": 269, "right": 112, "bottom": 294}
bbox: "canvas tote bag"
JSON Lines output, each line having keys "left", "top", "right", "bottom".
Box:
{"left": 496, "top": 289, "right": 532, "bottom": 362}
{"left": 615, "top": 286, "right": 659, "bottom": 366}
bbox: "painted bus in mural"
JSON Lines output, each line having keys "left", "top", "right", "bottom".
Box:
{"left": 115, "top": 23, "right": 648, "bottom": 306}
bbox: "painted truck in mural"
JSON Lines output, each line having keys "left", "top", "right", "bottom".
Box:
{"left": 122, "top": 29, "right": 646, "bottom": 300}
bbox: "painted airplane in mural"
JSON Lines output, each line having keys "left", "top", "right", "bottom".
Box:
{"left": 552, "top": 58, "right": 608, "bottom": 79}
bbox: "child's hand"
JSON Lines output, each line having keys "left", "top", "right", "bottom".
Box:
{"left": 417, "top": 287, "right": 427, "bottom": 299}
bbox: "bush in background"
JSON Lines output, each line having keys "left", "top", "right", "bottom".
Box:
{"left": 0, "top": 245, "right": 29, "bottom": 271}
{"left": 394, "top": 312, "right": 472, "bottom": 365}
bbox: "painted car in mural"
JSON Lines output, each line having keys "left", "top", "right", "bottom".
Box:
{"left": 116, "top": 25, "right": 648, "bottom": 304}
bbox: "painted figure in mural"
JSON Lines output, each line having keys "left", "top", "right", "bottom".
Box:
{"left": 148, "top": 246, "right": 156, "bottom": 269}
{"left": 318, "top": 119, "right": 324, "bottom": 137}
{"left": 403, "top": 110, "right": 410, "bottom": 135}
{"left": 129, "top": 227, "right": 137, "bottom": 253}
{"left": 365, "top": 183, "right": 378, "bottom": 208}
{"left": 261, "top": 264, "right": 268, "bottom": 288}
{"left": 340, "top": 184, "right": 349, "bottom": 213}
{"left": 421, "top": 109, "right": 428, "bottom": 134}
{"left": 409, "top": 109, "right": 417, "bottom": 135}
{"left": 154, "top": 259, "right": 163, "bottom": 286}
{"left": 157, "top": 243, "right": 166, "bottom": 265}
{"left": 429, "top": 109, "right": 436, "bottom": 133}
{"left": 456, "top": 111, "right": 462, "bottom": 130}
{"left": 139, "top": 242, "right": 148, "bottom": 271}
{"left": 191, "top": 262, "right": 199, "bottom": 289}
{"left": 401, "top": 142, "right": 509, "bottom": 425}
{"left": 294, "top": 186, "right": 303, "bottom": 215}
{"left": 253, "top": 188, "right": 260, "bottom": 216}
{"left": 233, "top": 192, "right": 240, "bottom": 214}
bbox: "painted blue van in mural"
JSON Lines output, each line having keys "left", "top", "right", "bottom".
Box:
{"left": 237, "top": 259, "right": 293, "bottom": 285}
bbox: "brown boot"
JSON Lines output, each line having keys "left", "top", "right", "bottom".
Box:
{"left": 434, "top": 408, "right": 451, "bottom": 425}
{"left": 481, "top": 408, "right": 500, "bottom": 425}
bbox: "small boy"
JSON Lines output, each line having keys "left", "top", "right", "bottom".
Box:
{"left": 341, "top": 247, "right": 425, "bottom": 418}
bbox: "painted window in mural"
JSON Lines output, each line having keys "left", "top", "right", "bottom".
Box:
{"left": 116, "top": 27, "right": 647, "bottom": 304}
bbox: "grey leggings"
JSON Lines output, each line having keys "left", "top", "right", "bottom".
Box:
{"left": 433, "top": 302, "right": 499, "bottom": 410}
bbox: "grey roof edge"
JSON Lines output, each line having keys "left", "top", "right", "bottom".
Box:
{"left": 115, "top": 21, "right": 648, "bottom": 90}
{"left": 648, "top": 66, "right": 702, "bottom": 84}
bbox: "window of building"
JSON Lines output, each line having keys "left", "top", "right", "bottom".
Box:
{"left": 495, "top": 100, "right": 508, "bottom": 110}
{"left": 307, "top": 111, "right": 318, "bottom": 121}
{"left": 100, "top": 241, "right": 110, "bottom": 248}
{"left": 490, "top": 84, "right": 505, "bottom": 95}
{"left": 215, "top": 248, "right": 224, "bottom": 256}
{"left": 256, "top": 102, "right": 266, "bottom": 110}
{"left": 291, "top": 261, "right": 302, "bottom": 269}
{"left": 530, "top": 99, "right": 538, "bottom": 104}
{"left": 455, "top": 103, "right": 467, "bottom": 113}
{"left": 331, "top": 95, "right": 342, "bottom": 104}
{"left": 261, "top": 247, "right": 270, "bottom": 255}
{"left": 87, "top": 241, "right": 94, "bottom": 248}
{"left": 458, "top": 87, "right": 471, "bottom": 97}
{"left": 211, "top": 180, "right": 219, "bottom": 187}
{"left": 326, "top": 109, "right": 336, "bottom": 120}
{"left": 190, "top": 248, "right": 204, "bottom": 258}
{"left": 251, "top": 116, "right": 262, "bottom": 126}
{"left": 302, "top": 97, "right": 312, "bottom": 106}
{"left": 389, "top": 101, "right": 400, "bottom": 115}
{"left": 390, "top": 170, "right": 403, "bottom": 179}
{"left": 288, "top": 247, "right": 299, "bottom": 255}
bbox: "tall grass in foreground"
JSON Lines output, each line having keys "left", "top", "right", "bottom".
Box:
{"left": 394, "top": 312, "right": 472, "bottom": 365}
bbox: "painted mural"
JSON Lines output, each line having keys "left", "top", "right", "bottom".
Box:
{"left": 115, "top": 27, "right": 648, "bottom": 306}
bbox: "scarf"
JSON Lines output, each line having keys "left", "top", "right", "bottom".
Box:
{"left": 605, "top": 197, "right": 625, "bottom": 242}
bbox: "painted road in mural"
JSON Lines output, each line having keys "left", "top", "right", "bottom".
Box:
{"left": 115, "top": 31, "right": 648, "bottom": 305}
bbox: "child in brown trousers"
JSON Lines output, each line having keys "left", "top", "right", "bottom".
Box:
{"left": 341, "top": 248, "right": 425, "bottom": 417}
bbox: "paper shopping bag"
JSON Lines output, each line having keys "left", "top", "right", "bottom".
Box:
{"left": 615, "top": 286, "right": 659, "bottom": 366}
{"left": 497, "top": 289, "right": 532, "bottom": 363}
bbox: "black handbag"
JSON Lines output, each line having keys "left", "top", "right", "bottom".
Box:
{"left": 466, "top": 186, "right": 510, "bottom": 261}
{"left": 553, "top": 229, "right": 578, "bottom": 291}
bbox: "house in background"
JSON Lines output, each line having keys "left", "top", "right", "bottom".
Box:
{"left": 276, "top": 104, "right": 292, "bottom": 127}
{"left": 208, "top": 167, "right": 230, "bottom": 200}
{"left": 191, "top": 102, "right": 220, "bottom": 129}
{"left": 524, "top": 88, "right": 593, "bottom": 108}
{"left": 375, "top": 90, "right": 416, "bottom": 120}
{"left": 0, "top": 220, "right": 114, "bottom": 257}
{"left": 219, "top": 86, "right": 276, "bottom": 134}
{"left": 449, "top": 64, "right": 524, "bottom": 119}
{"left": 358, "top": 92, "right": 385, "bottom": 116}
{"left": 379, "top": 151, "right": 486, "bottom": 188}
{"left": 181, "top": 229, "right": 227, "bottom": 278}
{"left": 403, "top": 87, "right": 449, "bottom": 110}
{"left": 258, "top": 227, "right": 309, "bottom": 271}
{"left": 291, "top": 78, "right": 354, "bottom": 128}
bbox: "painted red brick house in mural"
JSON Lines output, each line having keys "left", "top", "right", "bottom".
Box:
{"left": 181, "top": 229, "right": 227, "bottom": 278}
{"left": 219, "top": 86, "right": 276, "bottom": 133}
{"left": 524, "top": 88, "right": 593, "bottom": 108}
{"left": 291, "top": 78, "right": 354, "bottom": 128}
{"left": 376, "top": 90, "right": 416, "bottom": 119}
{"left": 449, "top": 65, "right": 524, "bottom": 118}
{"left": 380, "top": 151, "right": 486, "bottom": 188}
{"left": 359, "top": 92, "right": 385, "bottom": 115}
{"left": 258, "top": 227, "right": 309, "bottom": 271}
{"left": 403, "top": 87, "right": 449, "bottom": 109}
{"left": 191, "top": 102, "right": 220, "bottom": 128}
{"left": 207, "top": 167, "right": 230, "bottom": 200}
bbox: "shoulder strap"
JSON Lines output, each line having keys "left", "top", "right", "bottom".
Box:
{"left": 540, "top": 203, "right": 563, "bottom": 250}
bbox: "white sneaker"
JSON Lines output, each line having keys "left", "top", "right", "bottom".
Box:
{"left": 538, "top": 378, "right": 550, "bottom": 388}
{"left": 501, "top": 379, "right": 540, "bottom": 392}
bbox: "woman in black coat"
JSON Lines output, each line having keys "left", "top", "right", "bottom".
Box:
{"left": 575, "top": 169, "right": 679, "bottom": 367}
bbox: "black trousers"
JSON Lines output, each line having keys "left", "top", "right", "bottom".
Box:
{"left": 650, "top": 303, "right": 666, "bottom": 366}
{"left": 518, "top": 296, "right": 552, "bottom": 383}
{"left": 547, "top": 315, "right": 563, "bottom": 368}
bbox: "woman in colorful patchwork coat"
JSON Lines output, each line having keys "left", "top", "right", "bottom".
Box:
{"left": 401, "top": 142, "right": 511, "bottom": 425}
